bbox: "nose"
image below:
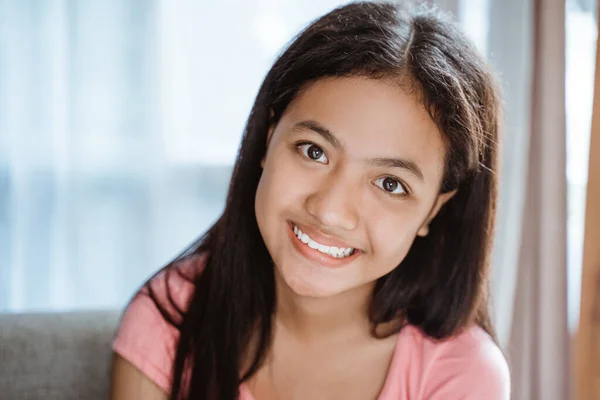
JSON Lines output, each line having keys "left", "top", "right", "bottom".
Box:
{"left": 304, "top": 172, "right": 359, "bottom": 231}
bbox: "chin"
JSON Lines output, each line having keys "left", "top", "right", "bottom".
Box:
{"left": 275, "top": 261, "right": 356, "bottom": 299}
{"left": 286, "top": 276, "right": 339, "bottom": 298}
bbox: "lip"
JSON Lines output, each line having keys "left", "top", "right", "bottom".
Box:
{"left": 287, "top": 222, "right": 361, "bottom": 267}
{"left": 292, "top": 221, "right": 357, "bottom": 249}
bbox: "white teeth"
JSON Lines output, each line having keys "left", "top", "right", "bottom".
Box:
{"left": 317, "top": 244, "right": 329, "bottom": 253}
{"left": 293, "top": 225, "right": 354, "bottom": 259}
{"left": 300, "top": 233, "right": 309, "bottom": 244}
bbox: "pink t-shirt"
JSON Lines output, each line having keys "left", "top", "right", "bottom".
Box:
{"left": 113, "top": 255, "right": 510, "bottom": 399}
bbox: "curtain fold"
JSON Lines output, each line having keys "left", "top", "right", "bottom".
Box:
{"left": 505, "top": 0, "right": 570, "bottom": 399}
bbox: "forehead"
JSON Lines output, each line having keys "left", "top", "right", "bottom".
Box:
{"left": 280, "top": 77, "right": 447, "bottom": 182}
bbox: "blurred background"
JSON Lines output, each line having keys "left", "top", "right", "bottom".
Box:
{"left": 0, "top": 0, "right": 596, "bottom": 398}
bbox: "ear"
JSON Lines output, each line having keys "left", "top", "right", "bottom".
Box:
{"left": 417, "top": 190, "right": 457, "bottom": 237}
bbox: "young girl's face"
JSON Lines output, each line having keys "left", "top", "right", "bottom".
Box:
{"left": 255, "top": 76, "right": 454, "bottom": 298}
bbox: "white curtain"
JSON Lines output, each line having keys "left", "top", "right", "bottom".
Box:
{"left": 0, "top": 0, "right": 395, "bottom": 311}
{"left": 485, "top": 0, "right": 535, "bottom": 348}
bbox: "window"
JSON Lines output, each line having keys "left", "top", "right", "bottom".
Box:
{"left": 566, "top": 0, "right": 597, "bottom": 332}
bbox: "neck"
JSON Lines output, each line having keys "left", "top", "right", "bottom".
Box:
{"left": 273, "top": 269, "right": 375, "bottom": 343}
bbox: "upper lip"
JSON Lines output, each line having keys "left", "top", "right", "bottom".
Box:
{"left": 291, "top": 221, "right": 359, "bottom": 251}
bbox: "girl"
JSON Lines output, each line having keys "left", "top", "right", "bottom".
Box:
{"left": 110, "top": 1, "right": 510, "bottom": 399}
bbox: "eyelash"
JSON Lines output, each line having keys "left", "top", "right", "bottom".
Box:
{"left": 374, "top": 176, "right": 410, "bottom": 198}
{"left": 296, "top": 141, "right": 328, "bottom": 164}
{"left": 295, "top": 141, "right": 410, "bottom": 198}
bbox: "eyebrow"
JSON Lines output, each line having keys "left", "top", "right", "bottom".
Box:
{"left": 292, "top": 119, "right": 425, "bottom": 182}
{"left": 368, "top": 157, "right": 424, "bottom": 181}
{"left": 293, "top": 120, "right": 344, "bottom": 150}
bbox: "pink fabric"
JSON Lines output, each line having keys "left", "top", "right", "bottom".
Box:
{"left": 113, "top": 256, "right": 510, "bottom": 399}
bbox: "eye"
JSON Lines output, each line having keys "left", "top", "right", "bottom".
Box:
{"left": 374, "top": 176, "right": 407, "bottom": 196}
{"left": 298, "top": 143, "right": 328, "bottom": 164}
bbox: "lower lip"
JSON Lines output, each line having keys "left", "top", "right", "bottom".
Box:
{"left": 287, "top": 222, "right": 361, "bottom": 267}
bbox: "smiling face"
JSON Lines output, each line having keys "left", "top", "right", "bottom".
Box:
{"left": 255, "top": 76, "right": 454, "bottom": 298}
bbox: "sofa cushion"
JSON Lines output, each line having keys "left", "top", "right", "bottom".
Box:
{"left": 0, "top": 310, "right": 121, "bottom": 400}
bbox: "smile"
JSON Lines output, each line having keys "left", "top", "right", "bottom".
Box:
{"left": 292, "top": 223, "right": 356, "bottom": 259}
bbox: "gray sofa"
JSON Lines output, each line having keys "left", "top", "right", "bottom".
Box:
{"left": 0, "top": 310, "right": 121, "bottom": 399}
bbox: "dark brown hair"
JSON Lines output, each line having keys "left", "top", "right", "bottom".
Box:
{"left": 147, "top": 2, "right": 501, "bottom": 399}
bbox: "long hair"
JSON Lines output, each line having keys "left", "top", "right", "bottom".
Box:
{"left": 148, "top": 2, "right": 502, "bottom": 399}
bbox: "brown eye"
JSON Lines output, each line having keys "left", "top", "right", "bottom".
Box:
{"left": 308, "top": 145, "right": 323, "bottom": 160}
{"left": 298, "top": 143, "right": 328, "bottom": 164}
{"left": 383, "top": 177, "right": 398, "bottom": 192}
{"left": 374, "top": 177, "right": 406, "bottom": 195}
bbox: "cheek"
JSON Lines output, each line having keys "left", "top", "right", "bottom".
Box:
{"left": 255, "top": 168, "right": 284, "bottom": 254}
{"left": 255, "top": 150, "right": 312, "bottom": 224}
{"left": 366, "top": 208, "right": 423, "bottom": 266}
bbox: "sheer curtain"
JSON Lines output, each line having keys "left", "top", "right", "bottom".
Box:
{"left": 0, "top": 0, "right": 359, "bottom": 311}
{"left": 0, "top": 0, "right": 491, "bottom": 312}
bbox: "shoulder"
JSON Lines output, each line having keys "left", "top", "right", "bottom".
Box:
{"left": 389, "top": 325, "right": 510, "bottom": 400}
{"left": 112, "top": 253, "right": 207, "bottom": 393}
{"left": 419, "top": 325, "right": 510, "bottom": 399}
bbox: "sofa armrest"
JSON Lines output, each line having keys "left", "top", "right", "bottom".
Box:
{"left": 0, "top": 310, "right": 121, "bottom": 400}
